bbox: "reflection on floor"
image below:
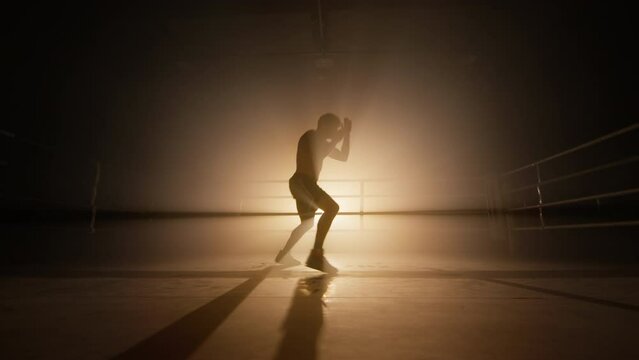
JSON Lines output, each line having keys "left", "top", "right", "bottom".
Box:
{"left": 1, "top": 215, "right": 638, "bottom": 359}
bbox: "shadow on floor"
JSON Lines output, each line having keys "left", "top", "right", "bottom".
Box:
{"left": 427, "top": 267, "right": 639, "bottom": 312}
{"left": 482, "top": 277, "right": 639, "bottom": 312}
{"left": 273, "top": 274, "right": 335, "bottom": 360}
{"left": 113, "top": 265, "right": 277, "bottom": 360}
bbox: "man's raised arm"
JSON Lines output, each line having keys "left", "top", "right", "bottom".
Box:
{"left": 329, "top": 118, "right": 351, "bottom": 161}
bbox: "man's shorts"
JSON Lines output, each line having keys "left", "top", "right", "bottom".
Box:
{"left": 289, "top": 173, "right": 331, "bottom": 220}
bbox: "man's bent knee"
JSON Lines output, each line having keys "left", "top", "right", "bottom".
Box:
{"left": 325, "top": 202, "right": 339, "bottom": 217}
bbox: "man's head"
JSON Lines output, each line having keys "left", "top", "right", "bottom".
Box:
{"left": 317, "top": 113, "right": 342, "bottom": 140}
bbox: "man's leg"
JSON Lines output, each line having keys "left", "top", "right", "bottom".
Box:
{"left": 313, "top": 194, "right": 339, "bottom": 250}
{"left": 279, "top": 217, "right": 314, "bottom": 256}
{"left": 288, "top": 177, "right": 339, "bottom": 273}
{"left": 276, "top": 180, "right": 316, "bottom": 264}
{"left": 305, "top": 192, "right": 339, "bottom": 273}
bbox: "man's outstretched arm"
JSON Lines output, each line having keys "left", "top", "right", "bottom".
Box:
{"left": 329, "top": 118, "right": 351, "bottom": 162}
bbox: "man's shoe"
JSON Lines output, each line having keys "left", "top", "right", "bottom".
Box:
{"left": 275, "top": 250, "right": 301, "bottom": 266}
{"left": 305, "top": 249, "right": 338, "bottom": 274}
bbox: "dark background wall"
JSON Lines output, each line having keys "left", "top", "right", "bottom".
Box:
{"left": 4, "top": 0, "right": 636, "bottom": 212}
